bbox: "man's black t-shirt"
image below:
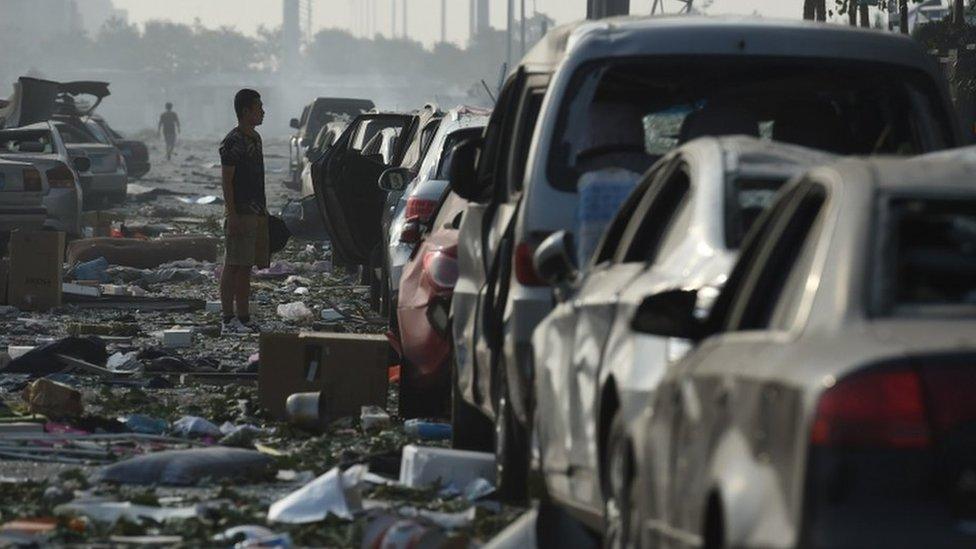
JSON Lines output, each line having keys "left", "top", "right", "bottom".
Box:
{"left": 219, "top": 127, "right": 266, "bottom": 215}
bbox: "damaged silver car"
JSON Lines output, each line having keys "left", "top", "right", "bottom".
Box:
{"left": 530, "top": 136, "right": 833, "bottom": 543}
{"left": 620, "top": 153, "right": 976, "bottom": 548}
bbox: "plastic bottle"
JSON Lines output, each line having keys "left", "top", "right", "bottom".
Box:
{"left": 403, "top": 419, "right": 452, "bottom": 440}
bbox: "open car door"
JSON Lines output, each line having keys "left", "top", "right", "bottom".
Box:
{"left": 312, "top": 113, "right": 414, "bottom": 265}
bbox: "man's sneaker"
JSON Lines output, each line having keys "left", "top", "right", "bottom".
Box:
{"left": 221, "top": 317, "right": 248, "bottom": 336}
{"left": 239, "top": 319, "right": 262, "bottom": 334}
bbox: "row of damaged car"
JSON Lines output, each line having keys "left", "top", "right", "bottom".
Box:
{"left": 0, "top": 77, "right": 150, "bottom": 243}
{"left": 369, "top": 15, "right": 976, "bottom": 548}
{"left": 300, "top": 15, "right": 976, "bottom": 546}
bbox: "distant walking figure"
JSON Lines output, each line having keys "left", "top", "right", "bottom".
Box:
{"left": 158, "top": 102, "right": 180, "bottom": 161}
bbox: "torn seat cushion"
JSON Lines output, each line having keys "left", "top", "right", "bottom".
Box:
{"left": 95, "top": 447, "right": 276, "bottom": 486}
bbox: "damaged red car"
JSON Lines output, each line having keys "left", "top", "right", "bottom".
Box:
{"left": 392, "top": 191, "right": 468, "bottom": 417}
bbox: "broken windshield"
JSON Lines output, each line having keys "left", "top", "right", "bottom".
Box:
{"left": 548, "top": 56, "right": 954, "bottom": 192}
{"left": 0, "top": 130, "right": 56, "bottom": 154}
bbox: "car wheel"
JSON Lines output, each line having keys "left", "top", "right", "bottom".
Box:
{"left": 495, "top": 365, "right": 529, "bottom": 503}
{"left": 451, "top": 359, "right": 494, "bottom": 451}
{"left": 604, "top": 412, "right": 639, "bottom": 549}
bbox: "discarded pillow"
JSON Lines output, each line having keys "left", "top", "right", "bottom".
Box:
{"left": 95, "top": 447, "right": 276, "bottom": 486}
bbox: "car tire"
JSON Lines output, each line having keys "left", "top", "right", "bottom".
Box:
{"left": 495, "top": 365, "right": 529, "bottom": 503}
{"left": 451, "top": 360, "right": 494, "bottom": 451}
{"left": 603, "top": 411, "right": 640, "bottom": 549}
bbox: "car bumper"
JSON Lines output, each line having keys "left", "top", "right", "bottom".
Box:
{"left": 397, "top": 299, "right": 452, "bottom": 388}
{"left": 127, "top": 161, "right": 150, "bottom": 179}
{"left": 0, "top": 206, "right": 47, "bottom": 232}
{"left": 81, "top": 172, "right": 127, "bottom": 196}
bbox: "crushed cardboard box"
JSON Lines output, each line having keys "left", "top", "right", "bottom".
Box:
{"left": 258, "top": 332, "right": 390, "bottom": 422}
{"left": 8, "top": 230, "right": 64, "bottom": 311}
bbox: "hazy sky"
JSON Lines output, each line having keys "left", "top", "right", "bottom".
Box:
{"left": 112, "top": 0, "right": 805, "bottom": 47}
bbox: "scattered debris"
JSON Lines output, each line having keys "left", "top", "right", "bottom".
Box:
{"left": 399, "top": 445, "right": 496, "bottom": 489}
{"left": 267, "top": 464, "right": 366, "bottom": 524}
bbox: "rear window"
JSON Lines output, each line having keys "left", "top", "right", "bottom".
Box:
{"left": 549, "top": 57, "right": 953, "bottom": 191}
{"left": 884, "top": 197, "right": 976, "bottom": 313}
{"left": 0, "top": 130, "right": 56, "bottom": 154}
{"left": 725, "top": 177, "right": 788, "bottom": 248}
{"left": 55, "top": 123, "right": 96, "bottom": 144}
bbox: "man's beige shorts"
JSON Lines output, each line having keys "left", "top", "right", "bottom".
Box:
{"left": 224, "top": 214, "right": 270, "bottom": 268}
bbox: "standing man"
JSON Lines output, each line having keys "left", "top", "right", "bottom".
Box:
{"left": 218, "top": 89, "right": 269, "bottom": 336}
{"left": 158, "top": 102, "right": 181, "bottom": 161}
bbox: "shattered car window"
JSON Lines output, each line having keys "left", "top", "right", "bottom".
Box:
{"left": 885, "top": 197, "right": 976, "bottom": 312}
{"left": 0, "top": 130, "right": 56, "bottom": 154}
{"left": 548, "top": 57, "right": 953, "bottom": 192}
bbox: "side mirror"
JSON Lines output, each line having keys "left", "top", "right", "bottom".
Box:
{"left": 533, "top": 231, "right": 577, "bottom": 286}
{"left": 72, "top": 156, "right": 91, "bottom": 172}
{"left": 290, "top": 118, "right": 300, "bottom": 129}
{"left": 379, "top": 167, "right": 412, "bottom": 192}
{"left": 448, "top": 137, "right": 486, "bottom": 203}
{"left": 631, "top": 289, "right": 701, "bottom": 340}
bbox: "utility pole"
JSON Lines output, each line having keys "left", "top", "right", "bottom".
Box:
{"left": 402, "top": 0, "right": 408, "bottom": 39}
{"left": 521, "top": 0, "right": 526, "bottom": 56}
{"left": 507, "top": 0, "right": 514, "bottom": 69}
{"left": 391, "top": 0, "right": 396, "bottom": 37}
{"left": 899, "top": 0, "right": 908, "bottom": 33}
{"left": 441, "top": 0, "right": 447, "bottom": 43}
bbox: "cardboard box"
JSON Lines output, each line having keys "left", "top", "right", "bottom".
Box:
{"left": 7, "top": 231, "right": 64, "bottom": 311}
{"left": 258, "top": 332, "right": 391, "bottom": 421}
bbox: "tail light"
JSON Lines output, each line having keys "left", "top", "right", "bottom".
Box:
{"left": 515, "top": 242, "right": 546, "bottom": 287}
{"left": 400, "top": 218, "right": 422, "bottom": 244}
{"left": 811, "top": 368, "right": 931, "bottom": 449}
{"left": 45, "top": 163, "right": 76, "bottom": 189}
{"left": 423, "top": 247, "right": 459, "bottom": 290}
{"left": 405, "top": 197, "right": 438, "bottom": 223}
{"left": 21, "top": 168, "right": 42, "bottom": 191}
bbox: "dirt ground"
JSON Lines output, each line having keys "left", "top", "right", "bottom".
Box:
{"left": 0, "top": 136, "right": 524, "bottom": 547}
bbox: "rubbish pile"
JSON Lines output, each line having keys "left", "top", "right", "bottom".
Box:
{"left": 0, "top": 139, "right": 524, "bottom": 547}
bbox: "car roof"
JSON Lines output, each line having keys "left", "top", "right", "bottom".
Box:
{"left": 709, "top": 135, "right": 836, "bottom": 173}
{"left": 868, "top": 154, "right": 976, "bottom": 195}
{"left": 519, "top": 16, "right": 939, "bottom": 76}
{"left": 0, "top": 121, "right": 54, "bottom": 132}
